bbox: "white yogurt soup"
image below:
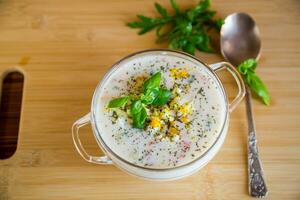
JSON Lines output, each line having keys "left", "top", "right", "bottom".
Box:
{"left": 94, "top": 52, "right": 227, "bottom": 169}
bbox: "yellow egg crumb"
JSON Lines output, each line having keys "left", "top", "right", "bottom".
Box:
{"left": 169, "top": 97, "right": 179, "bottom": 109}
{"left": 159, "top": 107, "right": 170, "bottom": 119}
{"left": 170, "top": 68, "right": 178, "bottom": 78}
{"left": 178, "top": 68, "right": 189, "bottom": 78}
{"left": 150, "top": 116, "right": 161, "bottom": 129}
{"left": 160, "top": 123, "right": 166, "bottom": 130}
{"left": 134, "top": 76, "right": 147, "bottom": 90}
{"left": 169, "top": 116, "right": 175, "bottom": 122}
{"left": 170, "top": 68, "right": 190, "bottom": 79}
{"left": 170, "top": 121, "right": 175, "bottom": 127}
{"left": 181, "top": 116, "right": 189, "bottom": 124}
{"left": 155, "top": 134, "right": 163, "bottom": 140}
{"left": 178, "top": 103, "right": 192, "bottom": 116}
{"left": 169, "top": 127, "right": 178, "bottom": 136}
{"left": 152, "top": 110, "right": 159, "bottom": 117}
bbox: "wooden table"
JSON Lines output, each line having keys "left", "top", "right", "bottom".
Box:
{"left": 0, "top": 0, "right": 299, "bottom": 199}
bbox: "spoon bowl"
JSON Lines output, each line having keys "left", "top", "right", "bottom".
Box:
{"left": 220, "top": 12, "right": 261, "bottom": 66}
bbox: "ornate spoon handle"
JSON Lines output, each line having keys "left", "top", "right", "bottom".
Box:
{"left": 245, "top": 86, "right": 268, "bottom": 198}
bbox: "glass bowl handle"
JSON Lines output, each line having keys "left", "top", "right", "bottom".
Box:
{"left": 72, "top": 113, "right": 112, "bottom": 164}
{"left": 209, "top": 62, "right": 245, "bottom": 113}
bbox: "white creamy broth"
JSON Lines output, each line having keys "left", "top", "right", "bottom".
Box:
{"left": 95, "top": 52, "right": 226, "bottom": 169}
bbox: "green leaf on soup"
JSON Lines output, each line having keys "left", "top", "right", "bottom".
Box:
{"left": 143, "top": 72, "right": 161, "bottom": 92}
{"left": 130, "top": 100, "right": 143, "bottom": 115}
{"left": 152, "top": 88, "right": 172, "bottom": 106}
{"left": 141, "top": 88, "right": 159, "bottom": 105}
{"left": 131, "top": 102, "right": 148, "bottom": 129}
{"left": 107, "top": 96, "right": 129, "bottom": 108}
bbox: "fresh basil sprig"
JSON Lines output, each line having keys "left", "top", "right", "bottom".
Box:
{"left": 130, "top": 100, "right": 148, "bottom": 129}
{"left": 107, "top": 72, "right": 172, "bottom": 128}
{"left": 238, "top": 59, "right": 270, "bottom": 105}
{"left": 152, "top": 88, "right": 172, "bottom": 106}
{"left": 127, "top": 0, "right": 223, "bottom": 55}
{"left": 143, "top": 72, "right": 161, "bottom": 91}
{"left": 107, "top": 96, "right": 129, "bottom": 108}
{"left": 141, "top": 88, "right": 159, "bottom": 105}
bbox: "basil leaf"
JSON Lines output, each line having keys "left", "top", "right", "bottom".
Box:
{"left": 245, "top": 72, "right": 270, "bottom": 105}
{"left": 143, "top": 72, "right": 161, "bottom": 91}
{"left": 107, "top": 96, "right": 129, "bottom": 108}
{"left": 130, "top": 100, "right": 143, "bottom": 115}
{"left": 132, "top": 106, "right": 148, "bottom": 129}
{"left": 238, "top": 58, "right": 257, "bottom": 74}
{"left": 141, "top": 88, "right": 159, "bottom": 105}
{"left": 152, "top": 88, "right": 172, "bottom": 106}
{"left": 238, "top": 59, "right": 270, "bottom": 105}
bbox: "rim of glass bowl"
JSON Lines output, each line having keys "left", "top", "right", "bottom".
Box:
{"left": 90, "top": 49, "right": 229, "bottom": 171}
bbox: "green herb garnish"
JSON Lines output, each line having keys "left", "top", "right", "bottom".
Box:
{"left": 141, "top": 88, "right": 159, "bottom": 105}
{"left": 152, "top": 88, "right": 172, "bottom": 106}
{"left": 127, "top": 0, "right": 223, "bottom": 55}
{"left": 107, "top": 72, "right": 172, "bottom": 128}
{"left": 130, "top": 100, "right": 148, "bottom": 129}
{"left": 107, "top": 96, "right": 129, "bottom": 108}
{"left": 238, "top": 59, "right": 270, "bottom": 105}
{"left": 143, "top": 72, "right": 161, "bottom": 91}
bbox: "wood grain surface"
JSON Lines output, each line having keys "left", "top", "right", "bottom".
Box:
{"left": 0, "top": 0, "right": 299, "bottom": 199}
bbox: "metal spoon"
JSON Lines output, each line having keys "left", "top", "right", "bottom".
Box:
{"left": 220, "top": 13, "right": 268, "bottom": 198}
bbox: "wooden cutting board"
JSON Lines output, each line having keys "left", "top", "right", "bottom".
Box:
{"left": 0, "top": 0, "right": 299, "bottom": 199}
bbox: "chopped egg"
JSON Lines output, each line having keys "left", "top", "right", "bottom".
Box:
{"left": 169, "top": 121, "right": 175, "bottom": 127}
{"left": 181, "top": 116, "right": 189, "bottom": 124}
{"left": 170, "top": 68, "right": 190, "bottom": 79}
{"left": 160, "top": 107, "right": 170, "bottom": 120}
{"left": 178, "top": 102, "right": 192, "bottom": 116}
{"left": 178, "top": 68, "right": 189, "bottom": 78}
{"left": 152, "top": 110, "right": 159, "bottom": 117}
{"left": 170, "top": 68, "right": 178, "bottom": 78}
{"left": 169, "top": 127, "right": 178, "bottom": 136}
{"left": 169, "top": 116, "right": 175, "bottom": 122}
{"left": 155, "top": 134, "right": 163, "bottom": 140}
{"left": 150, "top": 116, "right": 162, "bottom": 129}
{"left": 169, "top": 97, "right": 179, "bottom": 109}
{"left": 173, "top": 86, "right": 181, "bottom": 95}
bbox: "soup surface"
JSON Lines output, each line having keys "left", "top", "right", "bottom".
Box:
{"left": 95, "top": 52, "right": 226, "bottom": 169}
